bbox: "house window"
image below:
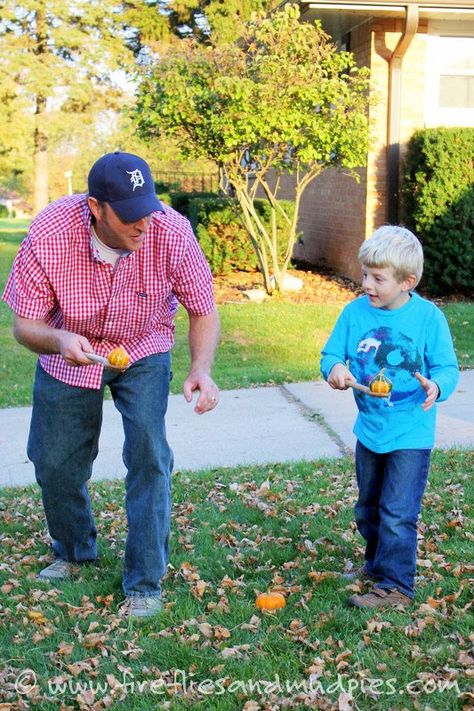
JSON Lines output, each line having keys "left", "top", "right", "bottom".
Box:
{"left": 425, "top": 33, "right": 474, "bottom": 126}
{"left": 439, "top": 76, "right": 474, "bottom": 109}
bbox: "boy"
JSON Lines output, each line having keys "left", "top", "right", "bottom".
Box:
{"left": 320, "top": 226, "right": 459, "bottom": 609}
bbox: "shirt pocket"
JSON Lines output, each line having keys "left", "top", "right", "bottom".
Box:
{"left": 106, "top": 288, "right": 171, "bottom": 339}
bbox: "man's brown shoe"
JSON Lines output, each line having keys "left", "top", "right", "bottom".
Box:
{"left": 349, "top": 587, "right": 411, "bottom": 609}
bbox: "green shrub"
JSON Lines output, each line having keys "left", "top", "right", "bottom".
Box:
{"left": 402, "top": 127, "right": 474, "bottom": 295}
{"left": 170, "top": 191, "right": 218, "bottom": 218}
{"left": 188, "top": 196, "right": 295, "bottom": 274}
{"left": 157, "top": 192, "right": 172, "bottom": 206}
{"left": 154, "top": 179, "right": 181, "bottom": 193}
{"left": 190, "top": 197, "right": 257, "bottom": 273}
{"left": 0, "top": 204, "right": 9, "bottom": 218}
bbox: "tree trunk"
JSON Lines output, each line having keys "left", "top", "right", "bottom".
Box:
{"left": 33, "top": 6, "right": 48, "bottom": 216}
{"left": 33, "top": 94, "right": 48, "bottom": 215}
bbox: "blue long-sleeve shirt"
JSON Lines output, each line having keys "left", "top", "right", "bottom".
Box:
{"left": 320, "top": 293, "right": 459, "bottom": 453}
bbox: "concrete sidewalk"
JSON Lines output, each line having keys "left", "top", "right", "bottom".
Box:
{"left": 1, "top": 371, "right": 473, "bottom": 488}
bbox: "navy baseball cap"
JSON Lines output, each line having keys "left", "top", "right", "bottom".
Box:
{"left": 88, "top": 151, "right": 164, "bottom": 222}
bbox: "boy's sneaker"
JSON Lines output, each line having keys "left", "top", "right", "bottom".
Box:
{"left": 349, "top": 587, "right": 411, "bottom": 609}
{"left": 38, "top": 559, "right": 73, "bottom": 581}
{"left": 120, "top": 595, "right": 163, "bottom": 619}
{"left": 342, "top": 565, "right": 377, "bottom": 581}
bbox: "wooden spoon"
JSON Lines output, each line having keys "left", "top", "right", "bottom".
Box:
{"left": 344, "top": 378, "right": 390, "bottom": 398}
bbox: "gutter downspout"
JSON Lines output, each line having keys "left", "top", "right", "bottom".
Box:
{"left": 386, "top": 3, "right": 419, "bottom": 223}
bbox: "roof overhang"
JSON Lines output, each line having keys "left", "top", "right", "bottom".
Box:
{"left": 282, "top": 1, "right": 474, "bottom": 37}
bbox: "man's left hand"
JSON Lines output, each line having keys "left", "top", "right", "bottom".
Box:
{"left": 183, "top": 370, "right": 220, "bottom": 414}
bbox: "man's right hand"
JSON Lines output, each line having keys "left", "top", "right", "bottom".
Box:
{"left": 56, "top": 331, "right": 96, "bottom": 367}
{"left": 13, "top": 315, "right": 95, "bottom": 366}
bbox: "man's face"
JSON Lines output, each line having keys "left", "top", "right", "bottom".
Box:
{"left": 88, "top": 197, "right": 152, "bottom": 251}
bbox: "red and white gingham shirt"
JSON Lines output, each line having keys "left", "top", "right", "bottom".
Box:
{"left": 3, "top": 194, "right": 216, "bottom": 389}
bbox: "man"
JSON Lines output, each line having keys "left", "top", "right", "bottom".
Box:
{"left": 3, "top": 152, "right": 220, "bottom": 618}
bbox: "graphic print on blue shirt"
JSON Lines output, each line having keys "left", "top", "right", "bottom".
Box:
{"left": 352, "top": 327, "right": 423, "bottom": 410}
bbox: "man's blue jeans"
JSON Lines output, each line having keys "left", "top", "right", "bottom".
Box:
{"left": 27, "top": 354, "right": 173, "bottom": 598}
{"left": 354, "top": 441, "right": 431, "bottom": 598}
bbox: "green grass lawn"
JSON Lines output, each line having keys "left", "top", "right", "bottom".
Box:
{"left": 0, "top": 218, "right": 30, "bottom": 240}
{"left": 1, "top": 220, "right": 473, "bottom": 408}
{"left": 0, "top": 451, "right": 472, "bottom": 710}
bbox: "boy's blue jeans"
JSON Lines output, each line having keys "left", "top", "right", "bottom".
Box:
{"left": 27, "top": 354, "right": 173, "bottom": 598}
{"left": 355, "top": 441, "right": 431, "bottom": 598}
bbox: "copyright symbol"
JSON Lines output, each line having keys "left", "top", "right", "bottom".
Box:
{"left": 15, "top": 669, "right": 38, "bottom": 695}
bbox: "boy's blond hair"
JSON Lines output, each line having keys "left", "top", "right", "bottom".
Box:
{"left": 358, "top": 225, "right": 424, "bottom": 286}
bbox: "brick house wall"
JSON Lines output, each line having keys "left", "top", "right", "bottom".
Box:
{"left": 368, "top": 18, "right": 428, "bottom": 235}
{"left": 290, "top": 18, "right": 429, "bottom": 282}
{"left": 291, "top": 168, "right": 366, "bottom": 280}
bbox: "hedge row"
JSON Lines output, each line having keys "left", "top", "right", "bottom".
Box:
{"left": 168, "top": 191, "right": 295, "bottom": 275}
{"left": 402, "top": 127, "right": 474, "bottom": 296}
{"left": 158, "top": 128, "right": 473, "bottom": 292}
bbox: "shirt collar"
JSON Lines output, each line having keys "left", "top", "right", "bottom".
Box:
{"left": 74, "top": 196, "right": 94, "bottom": 253}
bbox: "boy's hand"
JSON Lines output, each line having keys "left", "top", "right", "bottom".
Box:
{"left": 328, "top": 363, "right": 355, "bottom": 390}
{"left": 415, "top": 372, "right": 440, "bottom": 412}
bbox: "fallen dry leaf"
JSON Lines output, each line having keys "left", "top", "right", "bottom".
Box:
{"left": 197, "top": 622, "right": 213, "bottom": 638}
{"left": 338, "top": 691, "right": 353, "bottom": 710}
{"left": 27, "top": 609, "right": 47, "bottom": 625}
{"left": 220, "top": 644, "right": 251, "bottom": 658}
{"left": 57, "top": 641, "right": 74, "bottom": 656}
{"left": 308, "top": 570, "right": 334, "bottom": 584}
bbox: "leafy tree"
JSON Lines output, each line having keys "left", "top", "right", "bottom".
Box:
{"left": 0, "top": 0, "right": 172, "bottom": 214}
{"left": 45, "top": 110, "right": 198, "bottom": 202}
{"left": 135, "top": 4, "right": 370, "bottom": 293}
{"left": 0, "top": 0, "right": 272, "bottom": 211}
{"left": 0, "top": 84, "right": 34, "bottom": 197}
{"left": 162, "top": 0, "right": 280, "bottom": 44}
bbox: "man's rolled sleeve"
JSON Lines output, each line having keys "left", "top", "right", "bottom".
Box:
{"left": 171, "top": 232, "right": 216, "bottom": 316}
{"left": 2, "top": 238, "right": 56, "bottom": 319}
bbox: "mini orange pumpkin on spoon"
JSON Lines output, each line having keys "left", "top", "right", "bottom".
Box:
{"left": 369, "top": 368, "right": 392, "bottom": 395}
{"left": 107, "top": 346, "right": 129, "bottom": 368}
{"left": 85, "top": 346, "right": 130, "bottom": 369}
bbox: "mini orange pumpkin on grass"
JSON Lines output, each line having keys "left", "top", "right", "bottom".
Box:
{"left": 369, "top": 368, "right": 392, "bottom": 395}
{"left": 107, "top": 346, "right": 129, "bottom": 368}
{"left": 255, "top": 591, "right": 286, "bottom": 612}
